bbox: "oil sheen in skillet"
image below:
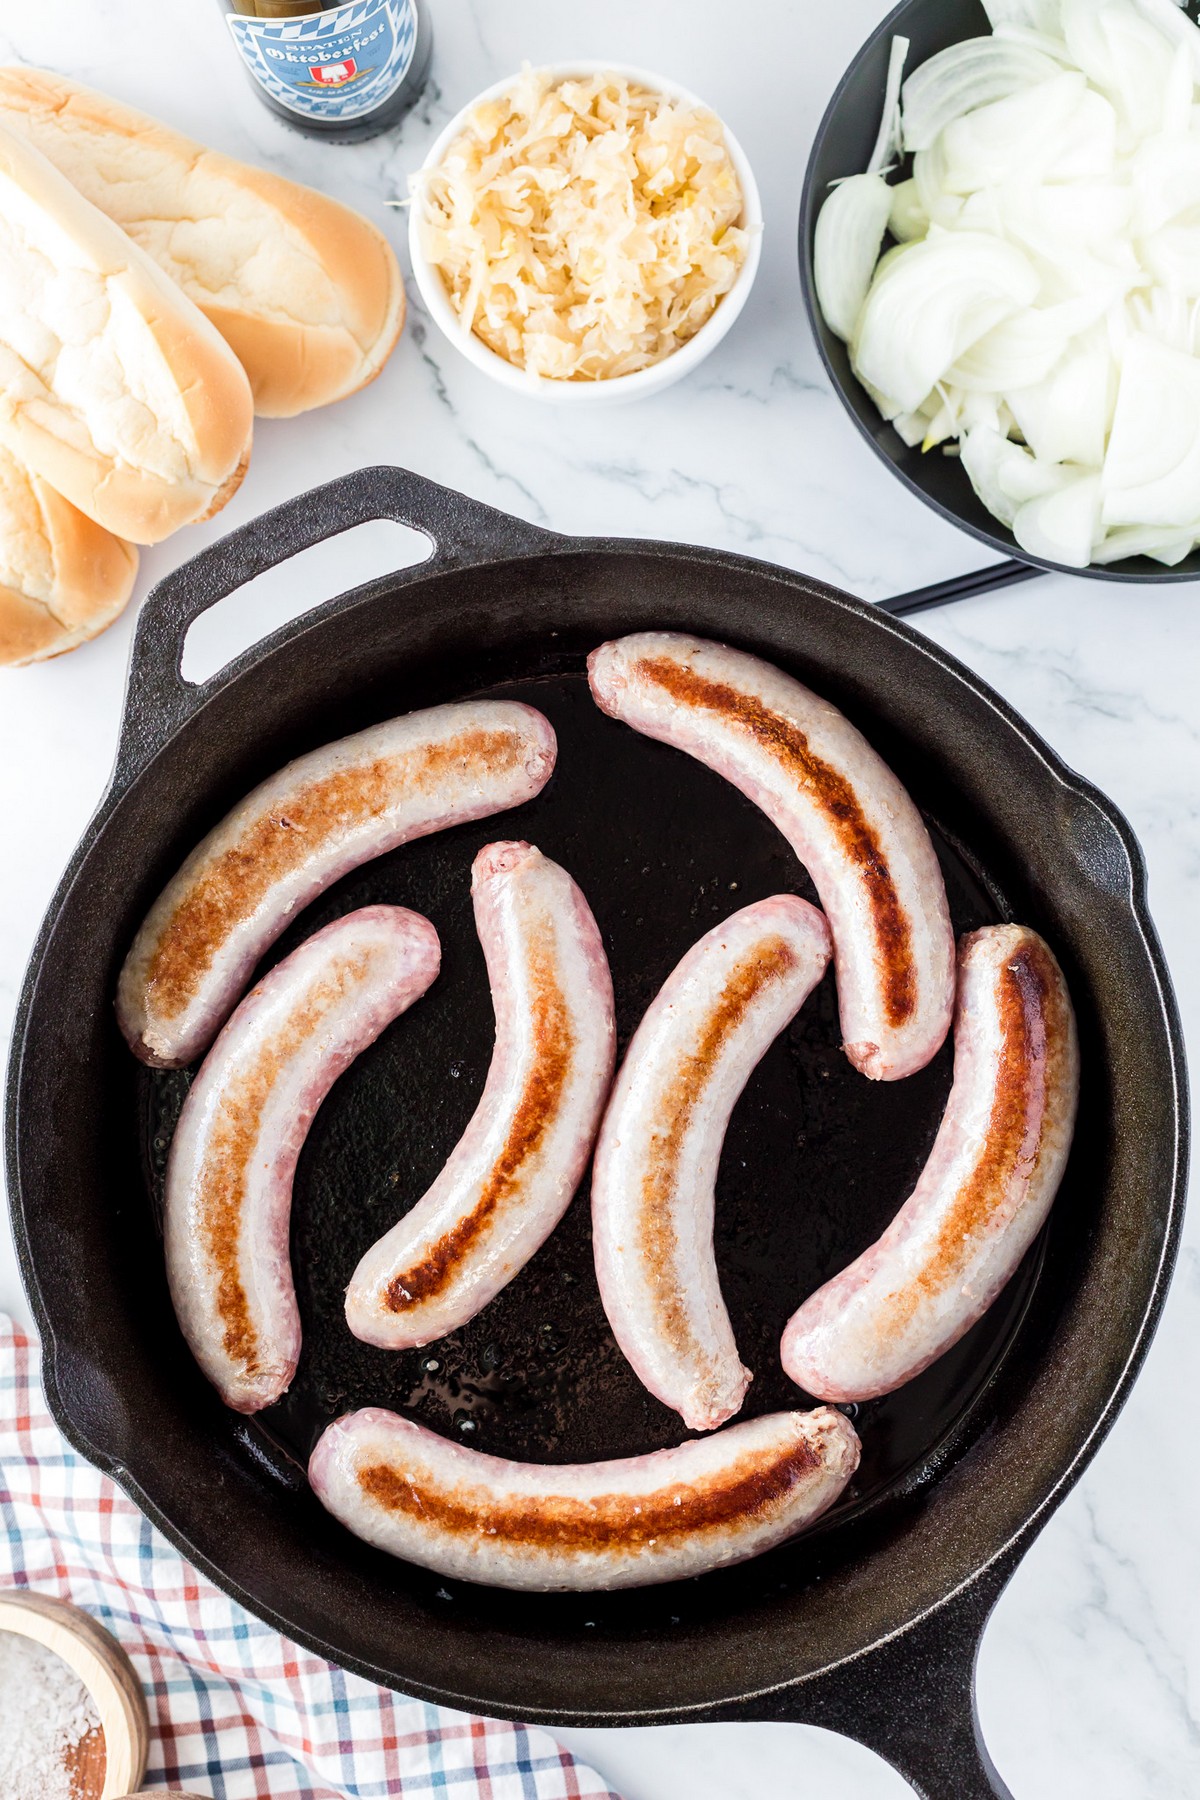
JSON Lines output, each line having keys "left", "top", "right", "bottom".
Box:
{"left": 139, "top": 667, "right": 1036, "bottom": 1608}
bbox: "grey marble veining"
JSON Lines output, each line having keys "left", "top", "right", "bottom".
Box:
{"left": 0, "top": 3, "right": 1196, "bottom": 1796}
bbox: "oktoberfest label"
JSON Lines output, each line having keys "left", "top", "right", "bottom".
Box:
{"left": 226, "top": 0, "right": 418, "bottom": 122}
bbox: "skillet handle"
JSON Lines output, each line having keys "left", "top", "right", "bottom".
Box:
{"left": 756, "top": 1557, "right": 1017, "bottom": 1798}
{"left": 115, "top": 465, "right": 557, "bottom": 782}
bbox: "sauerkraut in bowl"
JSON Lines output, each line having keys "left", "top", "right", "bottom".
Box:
{"left": 409, "top": 64, "right": 762, "bottom": 400}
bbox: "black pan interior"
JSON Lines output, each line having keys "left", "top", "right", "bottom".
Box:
{"left": 126, "top": 634, "right": 1064, "bottom": 1639}
{"left": 143, "top": 667, "right": 1023, "bottom": 1544}
{"left": 10, "top": 539, "right": 1179, "bottom": 1722}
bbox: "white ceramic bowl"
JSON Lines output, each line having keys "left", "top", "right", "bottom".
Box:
{"left": 408, "top": 61, "right": 764, "bottom": 405}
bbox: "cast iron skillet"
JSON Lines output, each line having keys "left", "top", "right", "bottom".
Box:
{"left": 799, "top": 0, "right": 1200, "bottom": 584}
{"left": 5, "top": 467, "right": 1187, "bottom": 1799}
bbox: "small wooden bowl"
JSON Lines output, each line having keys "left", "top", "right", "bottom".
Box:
{"left": 0, "top": 1589, "right": 149, "bottom": 1798}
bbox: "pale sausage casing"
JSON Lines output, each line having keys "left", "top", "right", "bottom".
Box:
{"left": 781, "top": 924, "right": 1079, "bottom": 1402}
{"left": 592, "top": 895, "right": 833, "bottom": 1431}
{"left": 346, "top": 840, "right": 616, "bottom": 1349}
{"left": 588, "top": 632, "right": 954, "bottom": 1081}
{"left": 165, "top": 904, "right": 440, "bottom": 1413}
{"left": 308, "top": 1404, "right": 860, "bottom": 1591}
{"left": 118, "top": 701, "right": 555, "bottom": 1068}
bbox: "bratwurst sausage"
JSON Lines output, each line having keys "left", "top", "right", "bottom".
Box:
{"left": 592, "top": 896, "right": 833, "bottom": 1431}
{"left": 308, "top": 1404, "right": 860, "bottom": 1591}
{"left": 118, "top": 701, "right": 555, "bottom": 1068}
{"left": 346, "top": 841, "right": 616, "bottom": 1349}
{"left": 588, "top": 633, "right": 954, "bottom": 1081}
{"left": 781, "top": 925, "right": 1079, "bottom": 1402}
{"left": 165, "top": 905, "right": 440, "bottom": 1412}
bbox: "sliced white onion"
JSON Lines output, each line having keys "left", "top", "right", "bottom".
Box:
{"left": 1007, "top": 327, "right": 1119, "bottom": 466}
{"left": 900, "top": 36, "right": 1062, "bottom": 151}
{"left": 1060, "top": 0, "right": 1176, "bottom": 142}
{"left": 1102, "top": 330, "right": 1200, "bottom": 525}
{"left": 868, "top": 35, "right": 911, "bottom": 173}
{"left": 984, "top": 0, "right": 1062, "bottom": 31}
{"left": 946, "top": 295, "right": 1105, "bottom": 390}
{"left": 1132, "top": 130, "right": 1200, "bottom": 233}
{"left": 992, "top": 21, "right": 1074, "bottom": 62}
{"left": 853, "top": 230, "right": 1040, "bottom": 411}
{"left": 960, "top": 422, "right": 1072, "bottom": 525}
{"left": 1012, "top": 471, "right": 1102, "bottom": 565}
{"left": 913, "top": 141, "right": 965, "bottom": 227}
{"left": 999, "top": 178, "right": 1133, "bottom": 259}
{"left": 814, "top": 174, "right": 895, "bottom": 342}
{"left": 813, "top": 8, "right": 1200, "bottom": 568}
{"left": 1128, "top": 282, "right": 1200, "bottom": 349}
{"left": 1163, "top": 40, "right": 1197, "bottom": 133}
{"left": 960, "top": 390, "right": 1008, "bottom": 433}
{"left": 921, "top": 388, "right": 962, "bottom": 447}
{"left": 893, "top": 409, "right": 929, "bottom": 447}
{"left": 1130, "top": 0, "right": 1200, "bottom": 85}
{"left": 888, "top": 177, "right": 928, "bottom": 242}
{"left": 1093, "top": 522, "right": 1197, "bottom": 563}
{"left": 1140, "top": 223, "right": 1200, "bottom": 295}
{"left": 858, "top": 370, "right": 906, "bottom": 423}
{"left": 939, "top": 73, "right": 1116, "bottom": 193}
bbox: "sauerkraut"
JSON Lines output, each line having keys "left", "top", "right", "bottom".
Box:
{"left": 416, "top": 69, "right": 749, "bottom": 381}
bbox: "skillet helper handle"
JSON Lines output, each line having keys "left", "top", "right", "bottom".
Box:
{"left": 880, "top": 558, "right": 1042, "bottom": 619}
{"left": 762, "top": 1559, "right": 1016, "bottom": 1799}
{"left": 116, "top": 465, "right": 557, "bottom": 781}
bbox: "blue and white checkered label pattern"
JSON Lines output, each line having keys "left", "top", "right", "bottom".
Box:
{"left": 227, "top": 0, "right": 418, "bottom": 123}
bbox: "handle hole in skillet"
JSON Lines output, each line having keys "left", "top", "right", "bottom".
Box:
{"left": 179, "top": 519, "right": 433, "bottom": 686}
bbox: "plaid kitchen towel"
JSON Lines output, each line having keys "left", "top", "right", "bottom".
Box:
{"left": 0, "top": 1316, "right": 622, "bottom": 1799}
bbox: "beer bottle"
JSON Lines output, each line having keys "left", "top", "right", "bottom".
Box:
{"left": 222, "top": 0, "right": 432, "bottom": 142}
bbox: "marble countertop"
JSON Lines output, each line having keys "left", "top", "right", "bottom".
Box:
{"left": 0, "top": 1, "right": 1197, "bottom": 1794}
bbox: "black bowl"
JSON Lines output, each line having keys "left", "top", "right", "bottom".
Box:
{"left": 799, "top": 0, "right": 1200, "bottom": 583}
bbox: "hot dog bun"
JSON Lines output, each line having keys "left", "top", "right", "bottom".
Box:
{"left": 0, "top": 67, "right": 406, "bottom": 418}
{"left": 0, "top": 442, "right": 137, "bottom": 665}
{"left": 0, "top": 118, "right": 253, "bottom": 544}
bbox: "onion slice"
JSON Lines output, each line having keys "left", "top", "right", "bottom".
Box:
{"left": 1093, "top": 522, "right": 1197, "bottom": 563}
{"left": 814, "top": 174, "right": 895, "bottom": 342}
{"left": 1061, "top": 0, "right": 1178, "bottom": 140}
{"left": 1102, "top": 331, "right": 1200, "bottom": 526}
{"left": 1013, "top": 471, "right": 1101, "bottom": 565}
{"left": 1007, "top": 330, "right": 1118, "bottom": 467}
{"left": 868, "top": 35, "right": 911, "bottom": 173}
{"left": 938, "top": 73, "right": 1116, "bottom": 191}
{"left": 960, "top": 423, "right": 1071, "bottom": 526}
{"left": 852, "top": 230, "right": 1039, "bottom": 412}
{"left": 812, "top": 5, "right": 1200, "bottom": 568}
{"left": 1131, "top": 0, "right": 1200, "bottom": 83}
{"left": 946, "top": 295, "right": 1106, "bottom": 391}
{"left": 901, "top": 36, "right": 1062, "bottom": 151}
{"left": 888, "top": 177, "right": 928, "bottom": 242}
{"left": 983, "top": 0, "right": 1063, "bottom": 30}
{"left": 813, "top": 36, "right": 910, "bottom": 344}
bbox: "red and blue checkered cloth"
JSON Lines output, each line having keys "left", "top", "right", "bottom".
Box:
{"left": 0, "top": 1316, "right": 622, "bottom": 1799}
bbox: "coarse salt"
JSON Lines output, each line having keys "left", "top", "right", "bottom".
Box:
{"left": 0, "top": 1629, "right": 101, "bottom": 1800}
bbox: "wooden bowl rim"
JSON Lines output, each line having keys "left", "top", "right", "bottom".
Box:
{"left": 0, "top": 1589, "right": 149, "bottom": 1797}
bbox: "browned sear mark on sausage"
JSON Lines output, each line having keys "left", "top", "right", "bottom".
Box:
{"left": 882, "top": 934, "right": 1063, "bottom": 1336}
{"left": 147, "top": 730, "right": 524, "bottom": 1023}
{"left": 638, "top": 936, "right": 798, "bottom": 1365}
{"left": 197, "top": 954, "right": 372, "bottom": 1375}
{"left": 636, "top": 657, "right": 915, "bottom": 1027}
{"left": 383, "top": 941, "right": 575, "bottom": 1312}
{"left": 357, "top": 1431, "right": 825, "bottom": 1549}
